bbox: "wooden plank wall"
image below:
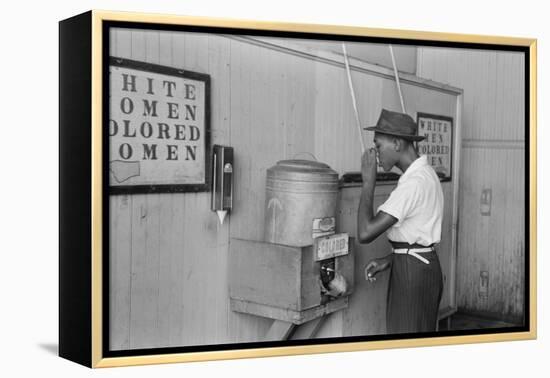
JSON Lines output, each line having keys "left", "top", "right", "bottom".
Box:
{"left": 109, "top": 28, "right": 460, "bottom": 350}
{"left": 109, "top": 29, "right": 318, "bottom": 349}
{"left": 417, "top": 48, "right": 525, "bottom": 322}
{"left": 109, "top": 29, "right": 242, "bottom": 350}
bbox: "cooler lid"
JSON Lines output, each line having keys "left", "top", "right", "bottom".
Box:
{"left": 267, "top": 159, "right": 338, "bottom": 181}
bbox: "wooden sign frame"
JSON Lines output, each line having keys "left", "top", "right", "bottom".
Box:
{"left": 416, "top": 112, "right": 454, "bottom": 182}
{"left": 59, "top": 10, "right": 537, "bottom": 368}
{"left": 108, "top": 57, "right": 211, "bottom": 194}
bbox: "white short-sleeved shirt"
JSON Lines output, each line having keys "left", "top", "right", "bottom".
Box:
{"left": 376, "top": 155, "right": 444, "bottom": 246}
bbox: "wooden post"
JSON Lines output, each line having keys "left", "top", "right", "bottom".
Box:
{"left": 264, "top": 320, "right": 296, "bottom": 341}
{"left": 290, "top": 316, "right": 327, "bottom": 340}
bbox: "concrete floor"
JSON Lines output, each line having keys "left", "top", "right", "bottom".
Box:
{"left": 438, "top": 312, "right": 520, "bottom": 331}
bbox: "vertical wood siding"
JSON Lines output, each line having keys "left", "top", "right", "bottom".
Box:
{"left": 417, "top": 48, "right": 525, "bottom": 321}
{"left": 109, "top": 30, "right": 460, "bottom": 349}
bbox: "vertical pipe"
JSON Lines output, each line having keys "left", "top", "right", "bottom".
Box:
{"left": 450, "top": 92, "right": 463, "bottom": 313}
{"left": 389, "top": 44, "right": 407, "bottom": 113}
{"left": 342, "top": 43, "right": 366, "bottom": 153}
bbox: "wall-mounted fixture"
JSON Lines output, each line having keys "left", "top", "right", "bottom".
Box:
{"left": 211, "top": 145, "right": 234, "bottom": 224}
{"left": 481, "top": 188, "right": 492, "bottom": 216}
{"left": 480, "top": 270, "right": 489, "bottom": 298}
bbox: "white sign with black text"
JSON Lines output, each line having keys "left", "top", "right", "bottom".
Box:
{"left": 417, "top": 113, "right": 453, "bottom": 180}
{"left": 109, "top": 58, "right": 209, "bottom": 191}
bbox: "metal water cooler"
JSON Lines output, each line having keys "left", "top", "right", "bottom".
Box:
{"left": 228, "top": 160, "right": 355, "bottom": 337}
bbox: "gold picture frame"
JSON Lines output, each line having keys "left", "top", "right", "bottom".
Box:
{"left": 59, "top": 10, "right": 537, "bottom": 368}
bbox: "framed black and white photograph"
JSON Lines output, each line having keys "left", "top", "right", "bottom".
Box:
{"left": 59, "top": 10, "right": 537, "bottom": 368}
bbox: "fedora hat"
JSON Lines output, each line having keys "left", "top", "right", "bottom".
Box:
{"left": 365, "top": 108, "right": 425, "bottom": 141}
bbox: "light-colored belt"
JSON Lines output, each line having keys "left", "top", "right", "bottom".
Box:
{"left": 393, "top": 247, "right": 434, "bottom": 264}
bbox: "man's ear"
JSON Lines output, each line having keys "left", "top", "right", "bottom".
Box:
{"left": 392, "top": 137, "right": 401, "bottom": 151}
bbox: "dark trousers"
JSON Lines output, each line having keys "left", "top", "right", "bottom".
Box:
{"left": 386, "top": 251, "right": 443, "bottom": 334}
